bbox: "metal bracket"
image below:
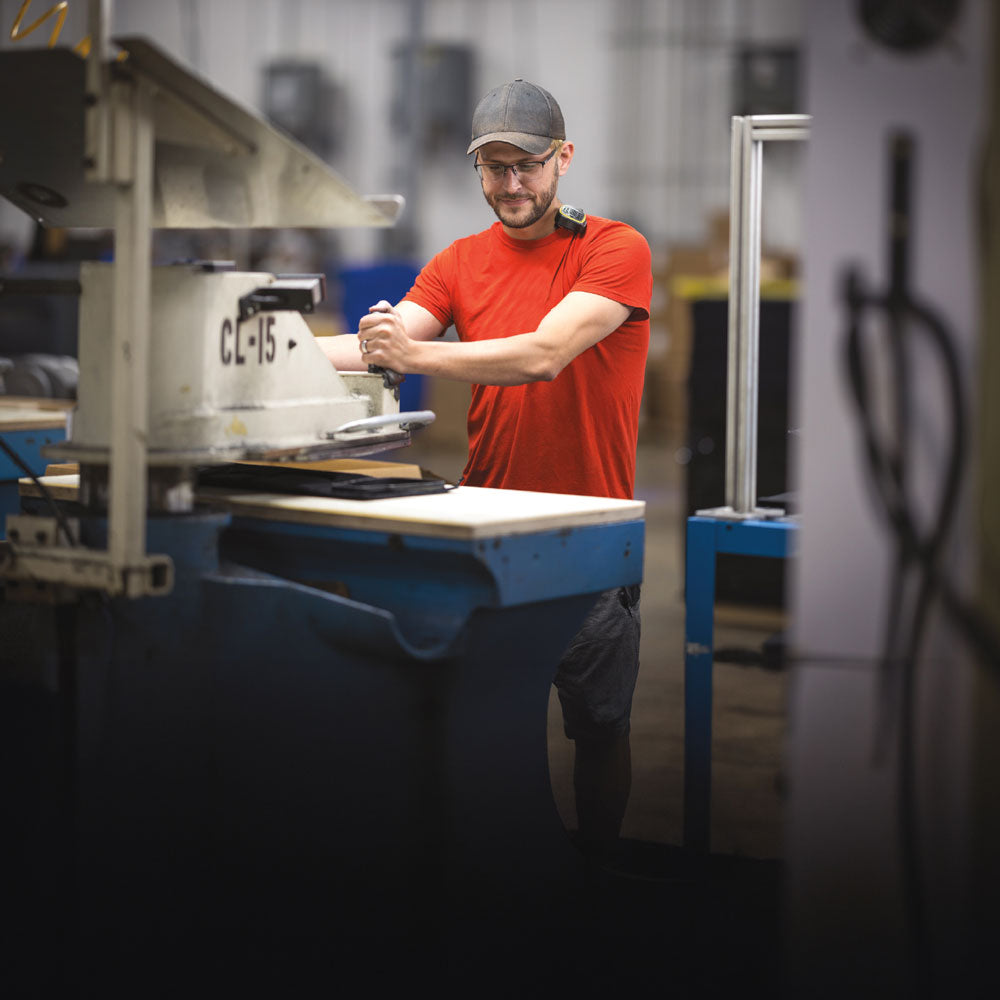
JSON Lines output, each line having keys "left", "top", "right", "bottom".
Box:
{"left": 694, "top": 504, "right": 788, "bottom": 522}
{"left": 1, "top": 514, "right": 173, "bottom": 600}
{"left": 237, "top": 275, "right": 326, "bottom": 323}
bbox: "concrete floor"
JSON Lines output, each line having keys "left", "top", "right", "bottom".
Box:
{"left": 398, "top": 434, "right": 790, "bottom": 862}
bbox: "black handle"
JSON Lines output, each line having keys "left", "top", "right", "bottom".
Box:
{"left": 368, "top": 363, "right": 405, "bottom": 388}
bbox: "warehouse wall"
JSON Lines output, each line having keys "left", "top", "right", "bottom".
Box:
{"left": 0, "top": 0, "right": 803, "bottom": 268}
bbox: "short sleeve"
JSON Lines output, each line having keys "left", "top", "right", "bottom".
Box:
{"left": 571, "top": 224, "right": 652, "bottom": 321}
{"left": 403, "top": 245, "right": 456, "bottom": 328}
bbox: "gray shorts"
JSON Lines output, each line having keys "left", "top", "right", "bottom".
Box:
{"left": 553, "top": 585, "right": 641, "bottom": 741}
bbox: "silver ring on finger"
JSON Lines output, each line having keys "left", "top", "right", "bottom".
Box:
{"left": 362, "top": 339, "right": 369, "bottom": 353}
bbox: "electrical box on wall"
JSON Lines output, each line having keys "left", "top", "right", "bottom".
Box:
{"left": 262, "top": 60, "right": 343, "bottom": 160}
{"left": 390, "top": 43, "right": 475, "bottom": 151}
{"left": 733, "top": 46, "right": 800, "bottom": 116}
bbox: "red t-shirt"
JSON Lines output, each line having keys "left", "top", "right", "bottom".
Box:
{"left": 404, "top": 216, "right": 651, "bottom": 499}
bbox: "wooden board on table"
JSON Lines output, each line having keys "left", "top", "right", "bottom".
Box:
{"left": 0, "top": 397, "right": 71, "bottom": 432}
{"left": 22, "top": 474, "right": 645, "bottom": 540}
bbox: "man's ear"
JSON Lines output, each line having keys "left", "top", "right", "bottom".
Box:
{"left": 557, "top": 141, "right": 575, "bottom": 176}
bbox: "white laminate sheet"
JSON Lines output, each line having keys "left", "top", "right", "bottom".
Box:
{"left": 23, "top": 475, "right": 645, "bottom": 540}
{"left": 199, "top": 484, "right": 645, "bottom": 539}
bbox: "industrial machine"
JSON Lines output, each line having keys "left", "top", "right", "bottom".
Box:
{"left": 0, "top": 6, "right": 645, "bottom": 990}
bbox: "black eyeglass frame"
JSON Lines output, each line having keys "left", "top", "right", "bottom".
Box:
{"left": 473, "top": 146, "right": 560, "bottom": 182}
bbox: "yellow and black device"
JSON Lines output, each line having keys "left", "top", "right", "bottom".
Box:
{"left": 555, "top": 204, "right": 587, "bottom": 235}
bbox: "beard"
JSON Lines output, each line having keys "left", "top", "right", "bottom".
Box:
{"left": 484, "top": 170, "right": 559, "bottom": 229}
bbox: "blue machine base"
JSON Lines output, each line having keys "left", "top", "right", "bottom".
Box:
{"left": 1, "top": 508, "right": 644, "bottom": 987}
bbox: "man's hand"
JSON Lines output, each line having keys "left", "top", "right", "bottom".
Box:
{"left": 358, "top": 300, "right": 416, "bottom": 373}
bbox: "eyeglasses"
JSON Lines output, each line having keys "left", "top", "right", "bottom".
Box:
{"left": 474, "top": 147, "right": 558, "bottom": 183}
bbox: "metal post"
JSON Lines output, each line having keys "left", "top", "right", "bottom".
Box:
{"left": 724, "top": 116, "right": 764, "bottom": 514}
{"left": 84, "top": 0, "right": 112, "bottom": 182}
{"left": 700, "top": 114, "right": 810, "bottom": 521}
{"left": 107, "top": 77, "right": 155, "bottom": 597}
{"left": 83, "top": 0, "right": 171, "bottom": 596}
{"left": 723, "top": 117, "right": 743, "bottom": 512}
{"left": 736, "top": 122, "right": 763, "bottom": 513}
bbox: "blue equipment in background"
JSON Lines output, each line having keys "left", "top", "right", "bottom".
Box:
{"left": 336, "top": 261, "right": 425, "bottom": 413}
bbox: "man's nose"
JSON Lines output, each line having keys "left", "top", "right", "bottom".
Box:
{"left": 502, "top": 167, "right": 525, "bottom": 191}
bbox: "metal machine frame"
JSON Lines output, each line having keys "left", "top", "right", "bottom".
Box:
{"left": 699, "top": 113, "right": 811, "bottom": 520}
{"left": 683, "top": 114, "right": 809, "bottom": 852}
{"left": 0, "top": 0, "right": 404, "bottom": 598}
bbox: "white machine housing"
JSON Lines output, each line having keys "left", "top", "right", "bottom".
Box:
{"left": 60, "top": 262, "right": 399, "bottom": 462}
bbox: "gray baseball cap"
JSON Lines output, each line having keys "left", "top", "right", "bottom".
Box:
{"left": 466, "top": 79, "right": 565, "bottom": 156}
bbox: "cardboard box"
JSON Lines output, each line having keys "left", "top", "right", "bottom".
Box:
{"left": 418, "top": 376, "right": 470, "bottom": 452}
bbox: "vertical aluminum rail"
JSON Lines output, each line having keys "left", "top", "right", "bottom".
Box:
{"left": 700, "top": 114, "right": 810, "bottom": 521}
{"left": 726, "top": 115, "right": 764, "bottom": 515}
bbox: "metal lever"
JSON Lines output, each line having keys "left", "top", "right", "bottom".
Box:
{"left": 330, "top": 410, "right": 436, "bottom": 435}
{"left": 238, "top": 274, "right": 326, "bottom": 322}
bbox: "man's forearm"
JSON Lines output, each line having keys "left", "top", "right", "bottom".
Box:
{"left": 402, "top": 333, "right": 561, "bottom": 386}
{"left": 316, "top": 334, "right": 367, "bottom": 372}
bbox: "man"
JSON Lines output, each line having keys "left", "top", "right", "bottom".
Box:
{"left": 320, "top": 80, "right": 651, "bottom": 862}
